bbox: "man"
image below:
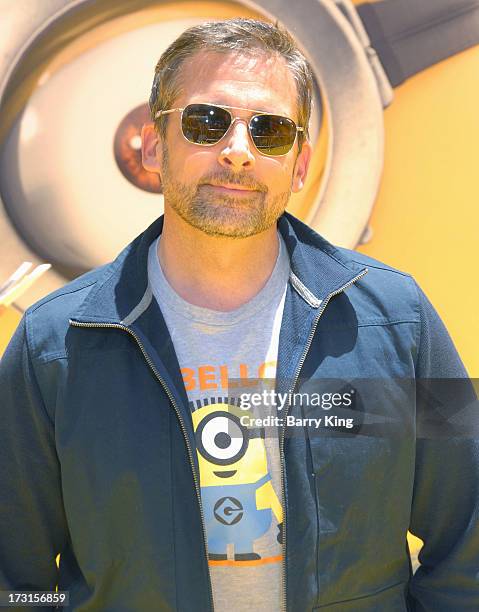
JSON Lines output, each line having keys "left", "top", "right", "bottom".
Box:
{"left": 0, "top": 18, "right": 477, "bottom": 612}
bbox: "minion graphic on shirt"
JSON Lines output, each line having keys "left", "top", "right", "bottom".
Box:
{"left": 192, "top": 403, "right": 282, "bottom": 562}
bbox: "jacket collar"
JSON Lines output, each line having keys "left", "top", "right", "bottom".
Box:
{"left": 71, "top": 212, "right": 366, "bottom": 325}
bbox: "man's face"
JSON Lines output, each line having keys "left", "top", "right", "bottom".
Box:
{"left": 143, "top": 50, "right": 311, "bottom": 238}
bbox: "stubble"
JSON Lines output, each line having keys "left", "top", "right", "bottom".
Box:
{"left": 160, "top": 146, "right": 291, "bottom": 238}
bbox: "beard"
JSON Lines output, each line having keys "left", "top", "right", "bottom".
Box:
{"left": 160, "top": 150, "right": 291, "bottom": 238}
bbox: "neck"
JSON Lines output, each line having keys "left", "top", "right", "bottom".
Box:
{"left": 158, "top": 205, "right": 280, "bottom": 311}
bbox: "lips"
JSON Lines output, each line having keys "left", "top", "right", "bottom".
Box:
{"left": 202, "top": 184, "right": 258, "bottom": 195}
{"left": 212, "top": 183, "right": 254, "bottom": 191}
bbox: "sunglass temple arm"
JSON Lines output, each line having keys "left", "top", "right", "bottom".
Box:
{"left": 154, "top": 108, "right": 184, "bottom": 119}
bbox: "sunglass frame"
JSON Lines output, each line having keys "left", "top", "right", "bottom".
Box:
{"left": 154, "top": 103, "right": 304, "bottom": 157}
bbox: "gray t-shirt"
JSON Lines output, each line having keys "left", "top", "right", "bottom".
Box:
{"left": 148, "top": 233, "right": 290, "bottom": 612}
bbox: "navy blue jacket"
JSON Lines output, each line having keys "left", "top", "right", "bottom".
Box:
{"left": 1, "top": 213, "right": 478, "bottom": 611}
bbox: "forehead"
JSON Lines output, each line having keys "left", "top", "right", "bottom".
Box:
{"left": 175, "top": 50, "right": 299, "bottom": 119}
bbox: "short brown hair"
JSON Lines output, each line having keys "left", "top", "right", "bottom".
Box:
{"left": 149, "top": 18, "right": 314, "bottom": 148}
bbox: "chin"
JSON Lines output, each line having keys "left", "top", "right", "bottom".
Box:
{"left": 191, "top": 214, "right": 276, "bottom": 238}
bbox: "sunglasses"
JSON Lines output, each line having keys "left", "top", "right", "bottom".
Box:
{"left": 154, "top": 103, "right": 304, "bottom": 157}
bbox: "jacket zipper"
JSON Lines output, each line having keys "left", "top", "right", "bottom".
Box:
{"left": 68, "top": 320, "right": 215, "bottom": 611}
{"left": 279, "top": 268, "right": 368, "bottom": 612}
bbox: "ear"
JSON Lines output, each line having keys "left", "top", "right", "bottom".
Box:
{"left": 141, "top": 122, "right": 163, "bottom": 173}
{"left": 291, "top": 140, "right": 312, "bottom": 193}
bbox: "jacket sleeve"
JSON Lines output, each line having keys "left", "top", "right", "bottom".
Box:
{"left": 0, "top": 314, "right": 68, "bottom": 611}
{"left": 406, "top": 281, "right": 479, "bottom": 611}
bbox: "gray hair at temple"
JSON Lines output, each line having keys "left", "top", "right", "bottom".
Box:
{"left": 148, "top": 18, "right": 315, "bottom": 149}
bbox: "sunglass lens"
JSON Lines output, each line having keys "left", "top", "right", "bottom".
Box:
{"left": 250, "top": 115, "right": 297, "bottom": 155}
{"left": 182, "top": 104, "right": 231, "bottom": 145}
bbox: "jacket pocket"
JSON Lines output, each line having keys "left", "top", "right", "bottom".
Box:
{"left": 313, "top": 581, "right": 408, "bottom": 611}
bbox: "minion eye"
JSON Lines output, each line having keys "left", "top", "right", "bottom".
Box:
{"left": 196, "top": 411, "right": 248, "bottom": 466}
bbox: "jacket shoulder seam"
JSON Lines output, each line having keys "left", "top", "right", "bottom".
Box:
{"left": 24, "top": 313, "right": 56, "bottom": 427}
{"left": 28, "top": 279, "right": 98, "bottom": 314}
{"left": 348, "top": 259, "right": 413, "bottom": 278}
{"left": 411, "top": 279, "right": 422, "bottom": 373}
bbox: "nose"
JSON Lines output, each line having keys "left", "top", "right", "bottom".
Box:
{"left": 218, "top": 120, "right": 256, "bottom": 171}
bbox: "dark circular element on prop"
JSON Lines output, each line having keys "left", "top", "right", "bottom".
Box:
{"left": 113, "top": 103, "right": 162, "bottom": 194}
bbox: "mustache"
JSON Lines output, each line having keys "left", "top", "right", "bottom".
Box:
{"left": 198, "top": 172, "right": 268, "bottom": 193}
